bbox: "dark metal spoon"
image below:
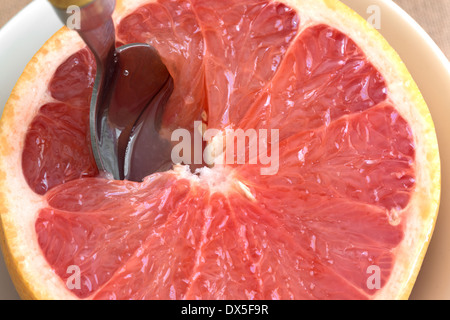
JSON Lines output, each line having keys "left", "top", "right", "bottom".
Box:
{"left": 49, "top": 0, "right": 174, "bottom": 181}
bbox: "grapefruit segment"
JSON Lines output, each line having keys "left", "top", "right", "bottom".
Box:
{"left": 239, "top": 104, "right": 415, "bottom": 211}
{"left": 48, "top": 48, "right": 96, "bottom": 108}
{"left": 0, "top": 0, "right": 441, "bottom": 300}
{"left": 239, "top": 24, "right": 388, "bottom": 139}
{"left": 193, "top": 0, "right": 300, "bottom": 128}
{"left": 36, "top": 172, "right": 191, "bottom": 298}
{"left": 117, "top": 0, "right": 207, "bottom": 133}
{"left": 22, "top": 101, "right": 98, "bottom": 195}
{"left": 92, "top": 186, "right": 208, "bottom": 300}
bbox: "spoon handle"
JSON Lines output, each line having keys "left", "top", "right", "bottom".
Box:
{"left": 48, "top": 0, "right": 116, "bottom": 51}
{"left": 48, "top": 0, "right": 94, "bottom": 8}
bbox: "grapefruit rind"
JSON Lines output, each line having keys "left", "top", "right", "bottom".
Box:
{"left": 0, "top": 28, "right": 87, "bottom": 300}
{"left": 0, "top": 0, "right": 440, "bottom": 300}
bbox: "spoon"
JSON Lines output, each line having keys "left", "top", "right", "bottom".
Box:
{"left": 49, "top": 0, "right": 174, "bottom": 181}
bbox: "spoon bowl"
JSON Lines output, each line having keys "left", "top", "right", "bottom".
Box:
{"left": 50, "top": 0, "right": 174, "bottom": 181}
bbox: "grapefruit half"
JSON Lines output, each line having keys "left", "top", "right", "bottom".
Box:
{"left": 0, "top": 0, "right": 441, "bottom": 299}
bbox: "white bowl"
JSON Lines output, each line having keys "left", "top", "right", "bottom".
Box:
{"left": 342, "top": 0, "right": 450, "bottom": 300}
{"left": 0, "top": 0, "right": 449, "bottom": 300}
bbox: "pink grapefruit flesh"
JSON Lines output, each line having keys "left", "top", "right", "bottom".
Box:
{"left": 11, "top": 0, "right": 434, "bottom": 300}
